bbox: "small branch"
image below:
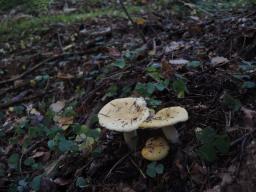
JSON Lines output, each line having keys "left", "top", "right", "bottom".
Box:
{"left": 0, "top": 53, "right": 81, "bottom": 86}
{"left": 0, "top": 57, "right": 54, "bottom": 86}
{"left": 19, "top": 139, "right": 46, "bottom": 176}
{"left": 129, "top": 157, "right": 146, "bottom": 179}
{"left": 104, "top": 152, "right": 131, "bottom": 180}
{"left": 118, "top": 0, "right": 146, "bottom": 43}
{"left": 0, "top": 91, "right": 49, "bottom": 110}
{"left": 230, "top": 129, "right": 256, "bottom": 147}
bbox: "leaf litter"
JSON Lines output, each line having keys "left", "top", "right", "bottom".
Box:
{"left": 0, "top": 2, "right": 256, "bottom": 192}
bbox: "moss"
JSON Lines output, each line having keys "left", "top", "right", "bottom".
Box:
{"left": 0, "top": 6, "right": 142, "bottom": 41}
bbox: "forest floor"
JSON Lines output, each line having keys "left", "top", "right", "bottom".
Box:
{"left": 0, "top": 1, "right": 256, "bottom": 192}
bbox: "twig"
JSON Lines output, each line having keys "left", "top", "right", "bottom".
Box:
{"left": 19, "top": 139, "right": 46, "bottom": 176}
{"left": 57, "top": 33, "right": 64, "bottom": 52}
{"left": 0, "top": 57, "right": 55, "bottom": 86}
{"left": 0, "top": 52, "right": 81, "bottom": 86}
{"left": 230, "top": 129, "right": 256, "bottom": 147}
{"left": 0, "top": 81, "right": 29, "bottom": 98}
{"left": 104, "top": 152, "right": 131, "bottom": 180}
{"left": 0, "top": 91, "right": 50, "bottom": 110}
{"left": 118, "top": 0, "right": 146, "bottom": 43}
{"left": 129, "top": 157, "right": 146, "bottom": 179}
{"left": 45, "top": 153, "right": 67, "bottom": 177}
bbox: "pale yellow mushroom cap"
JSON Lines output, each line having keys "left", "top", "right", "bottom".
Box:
{"left": 98, "top": 97, "right": 150, "bottom": 132}
{"left": 140, "top": 106, "right": 188, "bottom": 129}
{"left": 141, "top": 137, "right": 170, "bottom": 161}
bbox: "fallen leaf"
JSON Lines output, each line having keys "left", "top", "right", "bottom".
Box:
{"left": 169, "top": 59, "right": 189, "bottom": 65}
{"left": 56, "top": 73, "right": 74, "bottom": 80}
{"left": 211, "top": 56, "right": 229, "bottom": 65}
{"left": 161, "top": 58, "right": 175, "bottom": 79}
{"left": 107, "top": 47, "right": 121, "bottom": 58}
{"left": 50, "top": 101, "right": 65, "bottom": 113}
{"left": 135, "top": 17, "right": 146, "bottom": 25}
{"left": 31, "top": 151, "right": 46, "bottom": 159}
{"left": 55, "top": 116, "right": 74, "bottom": 130}
{"left": 53, "top": 177, "right": 71, "bottom": 186}
{"left": 165, "top": 41, "right": 184, "bottom": 53}
{"left": 241, "top": 107, "right": 256, "bottom": 128}
{"left": 221, "top": 173, "right": 233, "bottom": 186}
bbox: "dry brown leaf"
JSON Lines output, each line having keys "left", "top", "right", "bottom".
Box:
{"left": 55, "top": 116, "right": 74, "bottom": 130}
{"left": 161, "top": 57, "right": 175, "bottom": 78}
{"left": 134, "top": 18, "right": 146, "bottom": 25}
{"left": 50, "top": 101, "right": 65, "bottom": 113}
{"left": 57, "top": 72, "right": 75, "bottom": 80}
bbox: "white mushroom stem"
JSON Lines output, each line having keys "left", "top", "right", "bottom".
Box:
{"left": 123, "top": 131, "right": 138, "bottom": 150}
{"left": 162, "top": 126, "right": 180, "bottom": 143}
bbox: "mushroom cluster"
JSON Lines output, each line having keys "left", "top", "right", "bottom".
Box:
{"left": 98, "top": 97, "right": 188, "bottom": 160}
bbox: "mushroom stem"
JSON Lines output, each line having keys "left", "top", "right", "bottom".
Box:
{"left": 123, "top": 131, "right": 138, "bottom": 150}
{"left": 162, "top": 126, "right": 180, "bottom": 143}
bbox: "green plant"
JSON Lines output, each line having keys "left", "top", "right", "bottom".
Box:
{"left": 112, "top": 58, "right": 126, "bottom": 69}
{"left": 30, "top": 175, "right": 42, "bottom": 191}
{"left": 0, "top": 0, "right": 50, "bottom": 13}
{"left": 196, "top": 127, "right": 230, "bottom": 162}
{"left": 76, "top": 177, "right": 88, "bottom": 188}
{"left": 8, "top": 153, "right": 20, "bottom": 170}
{"left": 222, "top": 93, "right": 241, "bottom": 111}
{"left": 146, "top": 162, "right": 164, "bottom": 178}
{"left": 172, "top": 79, "right": 188, "bottom": 98}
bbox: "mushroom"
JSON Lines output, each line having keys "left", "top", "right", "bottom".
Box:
{"left": 98, "top": 97, "right": 150, "bottom": 150}
{"left": 141, "top": 137, "right": 170, "bottom": 161}
{"left": 140, "top": 107, "right": 188, "bottom": 143}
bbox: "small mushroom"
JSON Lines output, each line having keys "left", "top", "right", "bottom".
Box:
{"left": 140, "top": 107, "right": 188, "bottom": 143}
{"left": 141, "top": 137, "right": 170, "bottom": 161}
{"left": 98, "top": 97, "right": 150, "bottom": 150}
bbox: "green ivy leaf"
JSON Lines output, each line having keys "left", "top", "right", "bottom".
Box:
{"left": 146, "top": 64, "right": 163, "bottom": 81}
{"left": 58, "top": 137, "right": 74, "bottom": 152}
{"left": 24, "top": 158, "right": 35, "bottom": 166}
{"left": 8, "top": 153, "right": 20, "bottom": 170}
{"left": 222, "top": 94, "right": 241, "bottom": 111}
{"left": 14, "top": 106, "right": 25, "bottom": 115}
{"left": 103, "top": 85, "right": 118, "bottom": 100}
{"left": 197, "top": 144, "right": 216, "bottom": 162}
{"left": 214, "top": 135, "right": 230, "bottom": 154}
{"left": 135, "top": 83, "right": 148, "bottom": 96}
{"left": 196, "top": 127, "right": 216, "bottom": 144}
{"left": 76, "top": 177, "right": 87, "bottom": 188}
{"left": 155, "top": 163, "right": 164, "bottom": 174}
{"left": 146, "top": 162, "right": 164, "bottom": 178}
{"left": 172, "top": 79, "right": 188, "bottom": 98}
{"left": 31, "top": 175, "right": 42, "bottom": 191}
{"left": 47, "top": 140, "right": 56, "bottom": 150}
{"left": 154, "top": 80, "right": 169, "bottom": 91}
{"left": 87, "top": 128, "right": 101, "bottom": 139}
{"left": 146, "top": 98, "right": 162, "bottom": 107}
{"left": 146, "top": 82, "right": 156, "bottom": 95}
{"left": 112, "top": 58, "right": 126, "bottom": 69}
{"left": 242, "top": 81, "right": 256, "bottom": 89}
